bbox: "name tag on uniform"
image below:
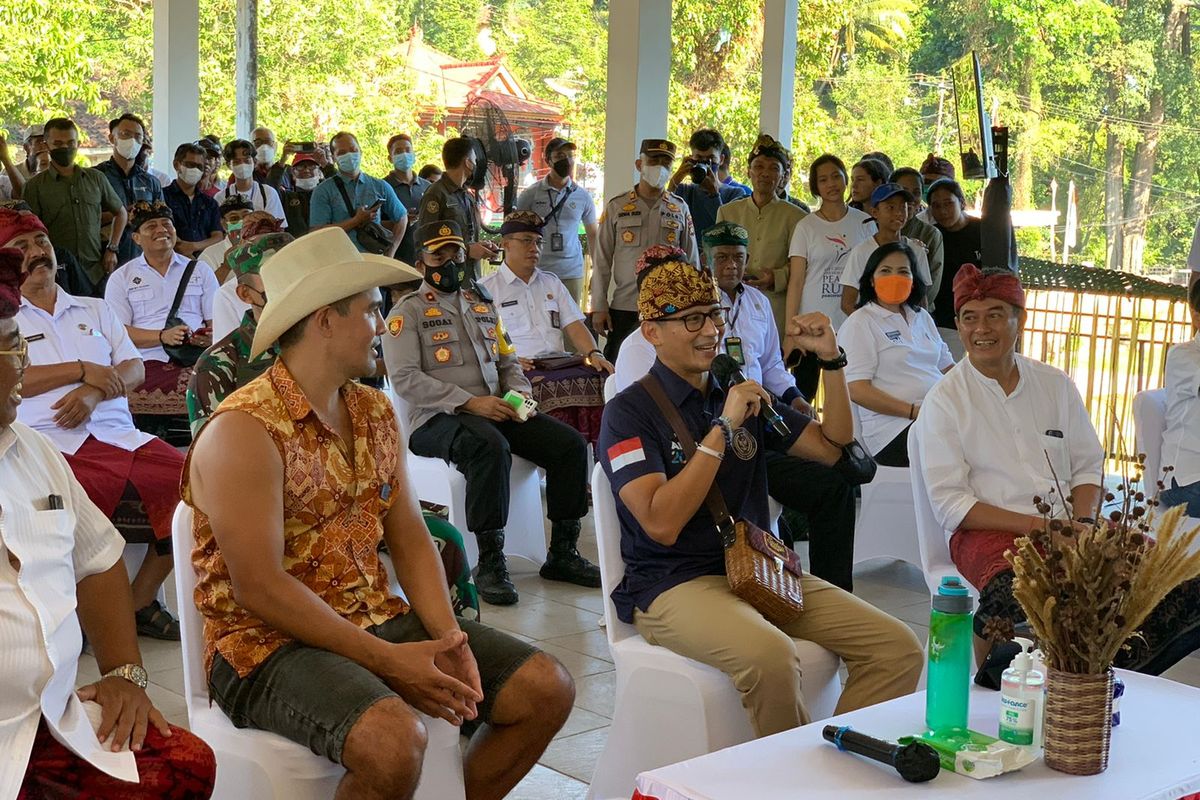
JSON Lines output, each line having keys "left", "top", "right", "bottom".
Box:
{"left": 549, "top": 310, "right": 561, "bottom": 329}
{"left": 725, "top": 337, "right": 745, "bottom": 366}
{"left": 23, "top": 333, "right": 45, "bottom": 343}
{"left": 501, "top": 300, "right": 518, "bottom": 307}
{"left": 1044, "top": 429, "right": 1064, "bottom": 438}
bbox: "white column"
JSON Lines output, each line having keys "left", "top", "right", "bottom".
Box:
{"left": 759, "top": 0, "right": 798, "bottom": 148}
{"left": 235, "top": 0, "right": 258, "bottom": 139}
{"left": 152, "top": 0, "right": 201, "bottom": 175}
{"left": 603, "top": 0, "right": 672, "bottom": 199}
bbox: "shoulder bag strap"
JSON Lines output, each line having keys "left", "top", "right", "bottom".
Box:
{"left": 332, "top": 175, "right": 356, "bottom": 217}
{"left": 167, "top": 259, "right": 198, "bottom": 321}
{"left": 636, "top": 373, "right": 736, "bottom": 534}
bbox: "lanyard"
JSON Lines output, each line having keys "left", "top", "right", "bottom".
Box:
{"left": 545, "top": 184, "right": 574, "bottom": 229}
{"left": 726, "top": 286, "right": 747, "bottom": 333}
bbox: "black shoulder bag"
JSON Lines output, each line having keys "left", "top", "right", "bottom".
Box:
{"left": 334, "top": 176, "right": 394, "bottom": 256}
{"left": 162, "top": 259, "right": 206, "bottom": 367}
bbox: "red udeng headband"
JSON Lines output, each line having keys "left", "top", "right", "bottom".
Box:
{"left": 953, "top": 263, "right": 1025, "bottom": 313}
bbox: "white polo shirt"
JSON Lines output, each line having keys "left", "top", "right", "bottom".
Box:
{"left": 916, "top": 353, "right": 1104, "bottom": 534}
{"left": 1163, "top": 335, "right": 1200, "bottom": 487}
{"left": 478, "top": 263, "right": 584, "bottom": 357}
{"left": 840, "top": 301, "right": 954, "bottom": 454}
{"left": 839, "top": 234, "right": 931, "bottom": 295}
{"left": 198, "top": 237, "right": 231, "bottom": 274}
{"left": 15, "top": 290, "right": 154, "bottom": 456}
{"left": 613, "top": 282, "right": 796, "bottom": 399}
{"left": 212, "top": 277, "right": 249, "bottom": 342}
{"left": 0, "top": 423, "right": 135, "bottom": 795}
{"left": 220, "top": 180, "right": 287, "bottom": 227}
{"left": 104, "top": 252, "right": 219, "bottom": 362}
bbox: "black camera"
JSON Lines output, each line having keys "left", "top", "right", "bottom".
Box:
{"left": 690, "top": 161, "right": 711, "bottom": 184}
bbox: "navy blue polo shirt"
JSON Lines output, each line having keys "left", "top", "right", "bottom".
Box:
{"left": 95, "top": 159, "right": 165, "bottom": 265}
{"left": 162, "top": 181, "right": 222, "bottom": 246}
{"left": 598, "top": 358, "right": 809, "bottom": 623}
{"left": 675, "top": 181, "right": 750, "bottom": 241}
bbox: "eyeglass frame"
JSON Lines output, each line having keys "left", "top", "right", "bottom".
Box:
{"left": 655, "top": 306, "right": 729, "bottom": 332}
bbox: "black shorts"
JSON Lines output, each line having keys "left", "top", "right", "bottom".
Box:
{"left": 208, "top": 613, "right": 538, "bottom": 764}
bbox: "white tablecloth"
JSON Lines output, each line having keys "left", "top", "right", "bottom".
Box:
{"left": 634, "top": 670, "right": 1200, "bottom": 800}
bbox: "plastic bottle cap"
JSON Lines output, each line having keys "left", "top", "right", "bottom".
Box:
{"left": 938, "top": 576, "right": 969, "bottom": 596}
{"left": 1011, "top": 637, "right": 1034, "bottom": 673}
{"left": 931, "top": 575, "right": 973, "bottom": 614}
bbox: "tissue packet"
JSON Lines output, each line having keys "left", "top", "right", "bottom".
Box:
{"left": 899, "top": 730, "right": 1037, "bottom": 780}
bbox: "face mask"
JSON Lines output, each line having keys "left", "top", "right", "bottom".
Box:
{"left": 874, "top": 274, "right": 914, "bottom": 305}
{"left": 295, "top": 175, "right": 321, "bottom": 191}
{"left": 337, "top": 152, "right": 362, "bottom": 174}
{"left": 49, "top": 147, "right": 77, "bottom": 168}
{"left": 115, "top": 138, "right": 142, "bottom": 160}
{"left": 640, "top": 164, "right": 670, "bottom": 189}
{"left": 255, "top": 144, "right": 276, "bottom": 165}
{"left": 392, "top": 152, "right": 415, "bottom": 172}
{"left": 231, "top": 163, "right": 255, "bottom": 181}
{"left": 551, "top": 158, "right": 571, "bottom": 179}
{"left": 425, "top": 259, "right": 465, "bottom": 293}
{"left": 177, "top": 166, "right": 203, "bottom": 185}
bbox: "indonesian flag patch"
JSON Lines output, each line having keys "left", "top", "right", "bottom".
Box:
{"left": 607, "top": 437, "right": 646, "bottom": 472}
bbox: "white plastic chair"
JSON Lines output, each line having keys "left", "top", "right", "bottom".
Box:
{"left": 586, "top": 464, "right": 841, "bottom": 800}
{"left": 1133, "top": 388, "right": 1168, "bottom": 488}
{"left": 388, "top": 389, "right": 546, "bottom": 571}
{"left": 121, "top": 544, "right": 169, "bottom": 609}
{"left": 170, "top": 503, "right": 466, "bottom": 800}
{"left": 602, "top": 373, "right": 618, "bottom": 402}
{"left": 907, "top": 423, "right": 975, "bottom": 598}
{"left": 853, "top": 465, "right": 922, "bottom": 569}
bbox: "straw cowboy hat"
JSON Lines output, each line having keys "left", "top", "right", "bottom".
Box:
{"left": 250, "top": 227, "right": 421, "bottom": 358}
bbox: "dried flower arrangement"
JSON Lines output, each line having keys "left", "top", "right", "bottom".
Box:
{"left": 1004, "top": 462, "right": 1200, "bottom": 674}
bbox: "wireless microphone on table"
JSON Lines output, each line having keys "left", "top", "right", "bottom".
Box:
{"left": 822, "top": 725, "right": 941, "bottom": 783}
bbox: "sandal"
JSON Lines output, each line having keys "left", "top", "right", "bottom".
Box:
{"left": 135, "top": 599, "right": 181, "bottom": 641}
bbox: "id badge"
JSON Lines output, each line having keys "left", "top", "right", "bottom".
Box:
{"left": 550, "top": 309, "right": 561, "bottom": 329}
{"left": 725, "top": 337, "right": 745, "bottom": 366}
{"left": 550, "top": 232, "right": 564, "bottom": 252}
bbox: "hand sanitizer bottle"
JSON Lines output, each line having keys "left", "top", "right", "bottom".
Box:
{"left": 999, "top": 637, "right": 1045, "bottom": 747}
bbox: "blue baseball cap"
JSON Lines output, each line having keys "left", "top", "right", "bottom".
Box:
{"left": 870, "top": 182, "right": 915, "bottom": 206}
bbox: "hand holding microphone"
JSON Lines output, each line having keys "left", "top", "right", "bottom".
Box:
{"left": 711, "top": 353, "right": 791, "bottom": 437}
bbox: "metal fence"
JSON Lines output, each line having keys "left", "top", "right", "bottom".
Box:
{"left": 1020, "top": 259, "right": 1193, "bottom": 472}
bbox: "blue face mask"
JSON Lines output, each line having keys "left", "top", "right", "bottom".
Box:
{"left": 336, "top": 152, "right": 362, "bottom": 174}
{"left": 392, "top": 152, "right": 415, "bottom": 172}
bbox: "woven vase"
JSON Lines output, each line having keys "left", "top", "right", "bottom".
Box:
{"left": 1043, "top": 667, "right": 1114, "bottom": 775}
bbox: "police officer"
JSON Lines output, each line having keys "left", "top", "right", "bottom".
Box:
{"left": 383, "top": 220, "right": 597, "bottom": 606}
{"left": 416, "top": 136, "right": 499, "bottom": 281}
{"left": 593, "top": 138, "right": 699, "bottom": 361}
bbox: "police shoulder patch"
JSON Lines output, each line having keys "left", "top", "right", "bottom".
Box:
{"left": 387, "top": 316, "right": 404, "bottom": 336}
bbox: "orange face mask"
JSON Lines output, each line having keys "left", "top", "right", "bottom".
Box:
{"left": 875, "top": 274, "right": 913, "bottom": 305}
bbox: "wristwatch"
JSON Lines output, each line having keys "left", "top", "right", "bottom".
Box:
{"left": 105, "top": 243, "right": 119, "bottom": 254}
{"left": 102, "top": 663, "right": 149, "bottom": 689}
{"left": 815, "top": 347, "right": 848, "bottom": 371}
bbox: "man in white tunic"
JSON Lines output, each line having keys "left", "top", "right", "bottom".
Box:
{"left": 0, "top": 247, "right": 215, "bottom": 798}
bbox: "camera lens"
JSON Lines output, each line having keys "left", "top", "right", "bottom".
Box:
{"left": 690, "top": 163, "right": 709, "bottom": 183}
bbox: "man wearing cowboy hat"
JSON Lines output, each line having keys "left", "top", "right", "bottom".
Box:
{"left": 385, "top": 220, "right": 599, "bottom": 606}
{"left": 185, "top": 227, "right": 574, "bottom": 798}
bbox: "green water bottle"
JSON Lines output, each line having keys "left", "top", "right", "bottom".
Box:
{"left": 926, "top": 576, "right": 974, "bottom": 737}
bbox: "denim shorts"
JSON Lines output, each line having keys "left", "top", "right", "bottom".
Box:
{"left": 208, "top": 613, "right": 538, "bottom": 764}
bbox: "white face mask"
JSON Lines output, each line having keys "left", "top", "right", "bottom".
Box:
{"left": 295, "top": 175, "right": 321, "bottom": 191}
{"left": 255, "top": 144, "right": 275, "bottom": 165}
{"left": 177, "top": 166, "right": 203, "bottom": 186}
{"left": 114, "top": 137, "right": 142, "bottom": 161}
{"left": 231, "top": 162, "right": 255, "bottom": 181}
{"left": 640, "top": 164, "right": 670, "bottom": 190}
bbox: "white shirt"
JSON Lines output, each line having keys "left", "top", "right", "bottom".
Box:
{"left": 198, "top": 238, "right": 231, "bottom": 275}
{"left": 221, "top": 180, "right": 287, "bottom": 227}
{"left": 15, "top": 290, "right": 154, "bottom": 455}
{"left": 212, "top": 277, "right": 250, "bottom": 342}
{"left": 104, "top": 252, "right": 219, "bottom": 362}
{"left": 787, "top": 207, "right": 873, "bottom": 327}
{"left": 839, "top": 234, "right": 931, "bottom": 298}
{"left": 916, "top": 354, "right": 1104, "bottom": 534}
{"left": 478, "top": 263, "right": 584, "bottom": 357}
{"left": 0, "top": 423, "right": 135, "bottom": 795}
{"left": 1163, "top": 335, "right": 1200, "bottom": 486}
{"left": 840, "top": 302, "right": 954, "bottom": 455}
{"left": 613, "top": 283, "right": 795, "bottom": 398}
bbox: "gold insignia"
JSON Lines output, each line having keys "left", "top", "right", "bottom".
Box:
{"left": 426, "top": 200, "right": 439, "bottom": 213}
{"left": 472, "top": 303, "right": 489, "bottom": 314}
{"left": 621, "top": 202, "right": 637, "bottom": 213}
{"left": 491, "top": 343, "right": 498, "bottom": 355}
{"left": 424, "top": 307, "right": 443, "bottom": 317}
{"left": 621, "top": 230, "right": 636, "bottom": 244}
{"left": 387, "top": 316, "right": 404, "bottom": 336}
{"left": 486, "top": 326, "right": 497, "bottom": 338}
{"left": 666, "top": 231, "right": 677, "bottom": 243}
{"left": 439, "top": 224, "right": 451, "bottom": 236}
{"left": 432, "top": 330, "right": 450, "bottom": 342}
{"left": 434, "top": 346, "right": 452, "bottom": 363}
{"left": 665, "top": 202, "right": 680, "bottom": 213}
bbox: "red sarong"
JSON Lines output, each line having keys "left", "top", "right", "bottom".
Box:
{"left": 949, "top": 528, "right": 1022, "bottom": 591}
{"left": 63, "top": 436, "right": 184, "bottom": 544}
{"left": 127, "top": 360, "right": 191, "bottom": 416}
{"left": 18, "top": 717, "right": 215, "bottom": 799}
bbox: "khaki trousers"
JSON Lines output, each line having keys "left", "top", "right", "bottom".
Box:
{"left": 634, "top": 574, "right": 923, "bottom": 737}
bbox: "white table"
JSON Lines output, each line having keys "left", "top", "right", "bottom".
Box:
{"left": 634, "top": 670, "right": 1200, "bottom": 800}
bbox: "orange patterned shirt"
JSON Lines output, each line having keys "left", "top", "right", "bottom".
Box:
{"left": 182, "top": 360, "right": 409, "bottom": 677}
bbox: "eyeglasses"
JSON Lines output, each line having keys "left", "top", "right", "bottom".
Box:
{"left": 0, "top": 338, "right": 28, "bottom": 361}
{"left": 508, "top": 235, "right": 543, "bottom": 248}
{"left": 658, "top": 307, "right": 729, "bottom": 332}
{"left": 712, "top": 253, "right": 747, "bottom": 267}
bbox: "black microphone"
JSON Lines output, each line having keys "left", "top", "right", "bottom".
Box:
{"left": 710, "top": 353, "right": 790, "bottom": 437}
{"left": 822, "top": 725, "right": 941, "bottom": 783}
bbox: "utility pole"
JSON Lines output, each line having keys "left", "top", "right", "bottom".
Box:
{"left": 235, "top": 0, "right": 258, "bottom": 139}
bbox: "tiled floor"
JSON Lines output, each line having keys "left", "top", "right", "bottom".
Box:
{"left": 82, "top": 515, "right": 1200, "bottom": 799}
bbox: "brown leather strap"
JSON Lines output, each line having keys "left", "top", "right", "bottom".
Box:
{"left": 637, "top": 373, "right": 735, "bottom": 536}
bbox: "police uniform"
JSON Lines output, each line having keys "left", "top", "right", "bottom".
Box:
{"left": 416, "top": 174, "right": 481, "bottom": 276}
{"left": 593, "top": 139, "right": 700, "bottom": 361}
{"left": 382, "top": 220, "right": 594, "bottom": 604}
